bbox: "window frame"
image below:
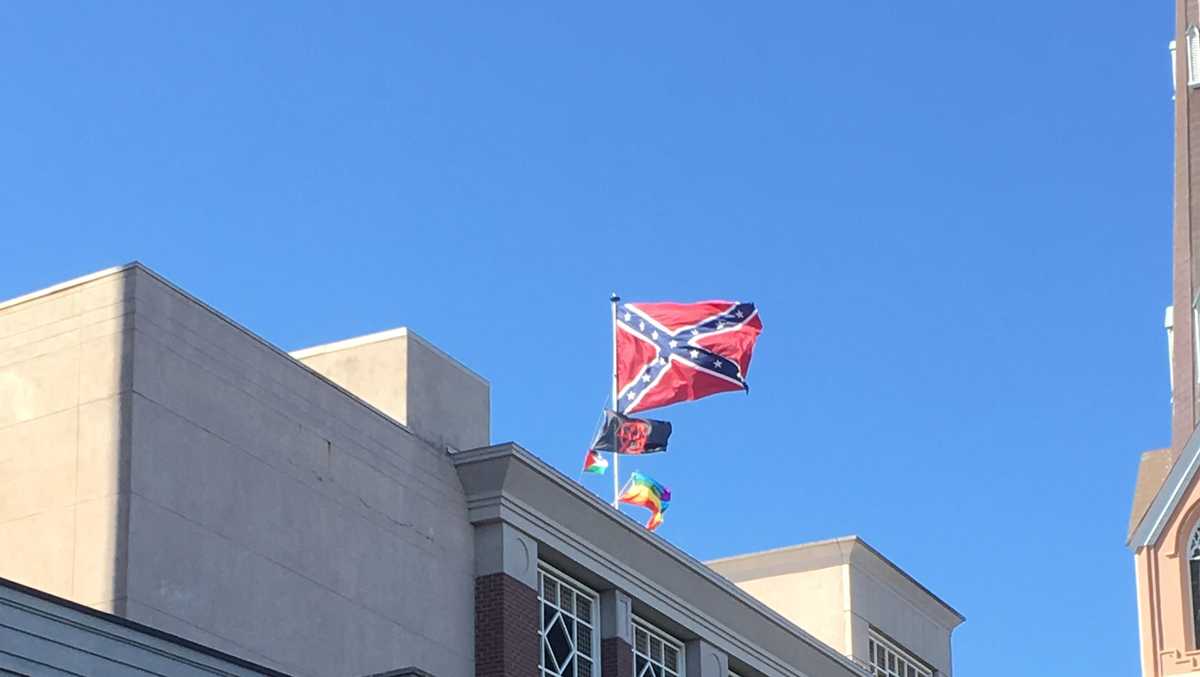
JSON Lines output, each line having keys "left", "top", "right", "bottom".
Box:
{"left": 632, "top": 616, "right": 685, "bottom": 677}
{"left": 1188, "top": 25, "right": 1200, "bottom": 88}
{"left": 867, "top": 630, "right": 933, "bottom": 677}
{"left": 1188, "top": 520, "right": 1200, "bottom": 648}
{"left": 538, "top": 564, "right": 600, "bottom": 677}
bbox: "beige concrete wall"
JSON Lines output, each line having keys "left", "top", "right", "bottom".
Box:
{"left": 730, "top": 567, "right": 848, "bottom": 656}
{"left": 293, "top": 327, "right": 489, "bottom": 452}
{"left": 0, "top": 268, "right": 133, "bottom": 613}
{"left": 707, "top": 538, "right": 959, "bottom": 676}
{"left": 0, "top": 265, "right": 478, "bottom": 677}
{"left": 119, "top": 268, "right": 476, "bottom": 676}
{"left": 845, "top": 559, "right": 950, "bottom": 675}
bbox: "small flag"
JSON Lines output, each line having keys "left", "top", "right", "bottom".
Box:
{"left": 590, "top": 410, "right": 672, "bottom": 455}
{"left": 615, "top": 300, "right": 762, "bottom": 414}
{"left": 618, "top": 471, "right": 671, "bottom": 531}
{"left": 582, "top": 449, "right": 609, "bottom": 474}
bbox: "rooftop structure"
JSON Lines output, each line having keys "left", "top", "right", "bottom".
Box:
{"left": 0, "top": 263, "right": 959, "bottom": 677}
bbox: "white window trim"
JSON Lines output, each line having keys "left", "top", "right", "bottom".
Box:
{"left": 868, "top": 630, "right": 932, "bottom": 677}
{"left": 539, "top": 564, "right": 600, "bottom": 677}
{"left": 1193, "top": 296, "right": 1200, "bottom": 385}
{"left": 1186, "top": 25, "right": 1200, "bottom": 88}
{"left": 632, "top": 616, "right": 685, "bottom": 677}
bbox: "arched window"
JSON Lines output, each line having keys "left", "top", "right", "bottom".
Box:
{"left": 1189, "top": 523, "right": 1200, "bottom": 644}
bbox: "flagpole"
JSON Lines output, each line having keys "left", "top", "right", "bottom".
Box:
{"left": 610, "top": 292, "right": 620, "bottom": 508}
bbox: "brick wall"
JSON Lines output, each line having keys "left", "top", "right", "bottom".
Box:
{"left": 601, "top": 637, "right": 633, "bottom": 677}
{"left": 475, "top": 573, "right": 538, "bottom": 677}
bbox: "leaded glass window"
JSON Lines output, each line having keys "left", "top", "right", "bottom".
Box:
{"left": 633, "top": 618, "right": 683, "bottom": 677}
{"left": 868, "top": 632, "right": 932, "bottom": 677}
{"left": 539, "top": 566, "right": 598, "bottom": 677}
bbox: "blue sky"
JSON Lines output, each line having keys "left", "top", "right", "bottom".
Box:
{"left": 0, "top": 2, "right": 1171, "bottom": 674}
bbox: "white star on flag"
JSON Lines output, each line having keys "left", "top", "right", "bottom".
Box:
{"left": 624, "top": 312, "right": 632, "bottom": 321}
{"left": 642, "top": 374, "right": 651, "bottom": 382}
{"left": 651, "top": 331, "right": 659, "bottom": 340}
{"left": 639, "top": 321, "right": 646, "bottom": 331}
{"left": 669, "top": 340, "right": 678, "bottom": 348}
{"left": 689, "top": 349, "right": 700, "bottom": 359}
{"left": 735, "top": 310, "right": 744, "bottom": 318}
{"left": 714, "top": 360, "right": 723, "bottom": 368}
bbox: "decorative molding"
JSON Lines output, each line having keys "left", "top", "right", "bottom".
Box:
{"left": 453, "top": 444, "right": 869, "bottom": 677}
{"left": 1161, "top": 647, "right": 1200, "bottom": 672}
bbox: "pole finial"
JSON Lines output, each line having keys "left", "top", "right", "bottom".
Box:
{"left": 610, "top": 292, "right": 620, "bottom": 303}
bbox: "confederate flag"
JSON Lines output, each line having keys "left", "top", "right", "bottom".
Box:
{"left": 616, "top": 300, "right": 762, "bottom": 414}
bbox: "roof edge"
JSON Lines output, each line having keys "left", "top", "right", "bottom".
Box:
{"left": 0, "top": 575, "right": 291, "bottom": 676}
{"left": 290, "top": 326, "right": 488, "bottom": 386}
{"left": 453, "top": 442, "right": 870, "bottom": 677}
{"left": 0, "top": 261, "right": 140, "bottom": 312}
{"left": 1130, "top": 427, "right": 1200, "bottom": 549}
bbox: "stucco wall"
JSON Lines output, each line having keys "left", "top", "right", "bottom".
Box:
{"left": 293, "top": 327, "right": 489, "bottom": 453}
{"left": 0, "top": 268, "right": 133, "bottom": 613}
{"left": 845, "top": 560, "right": 951, "bottom": 675}
{"left": 121, "top": 267, "right": 476, "bottom": 676}
{"left": 731, "top": 567, "right": 847, "bottom": 656}
{"left": 1136, "top": 462, "right": 1200, "bottom": 677}
{"left": 0, "top": 265, "right": 478, "bottom": 677}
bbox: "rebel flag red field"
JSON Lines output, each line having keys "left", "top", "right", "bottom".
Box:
{"left": 615, "top": 300, "right": 761, "bottom": 414}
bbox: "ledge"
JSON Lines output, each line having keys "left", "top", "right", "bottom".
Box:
{"left": 452, "top": 443, "right": 869, "bottom": 677}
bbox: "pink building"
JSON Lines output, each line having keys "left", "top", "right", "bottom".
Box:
{"left": 1127, "top": 2, "right": 1200, "bottom": 675}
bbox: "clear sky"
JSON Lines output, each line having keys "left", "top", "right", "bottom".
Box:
{"left": 0, "top": 2, "right": 1171, "bottom": 674}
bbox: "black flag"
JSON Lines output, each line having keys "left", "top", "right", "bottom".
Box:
{"left": 590, "top": 410, "right": 672, "bottom": 455}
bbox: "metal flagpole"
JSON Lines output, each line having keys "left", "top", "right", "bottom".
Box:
{"left": 610, "top": 292, "right": 620, "bottom": 508}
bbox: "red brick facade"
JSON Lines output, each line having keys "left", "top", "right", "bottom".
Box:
{"left": 474, "top": 573, "right": 539, "bottom": 677}
{"left": 601, "top": 637, "right": 633, "bottom": 677}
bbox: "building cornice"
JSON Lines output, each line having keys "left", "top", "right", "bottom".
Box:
{"left": 452, "top": 443, "right": 869, "bottom": 677}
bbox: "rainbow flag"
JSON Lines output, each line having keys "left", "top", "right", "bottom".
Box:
{"left": 582, "top": 449, "right": 609, "bottom": 474}
{"left": 618, "top": 471, "right": 671, "bottom": 531}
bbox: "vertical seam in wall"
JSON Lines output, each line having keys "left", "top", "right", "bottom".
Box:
{"left": 71, "top": 288, "right": 82, "bottom": 599}
{"left": 113, "top": 270, "right": 135, "bottom": 616}
{"left": 842, "top": 563, "right": 854, "bottom": 658}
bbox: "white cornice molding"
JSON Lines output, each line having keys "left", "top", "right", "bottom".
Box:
{"left": 453, "top": 444, "right": 870, "bottom": 677}
{"left": 0, "top": 262, "right": 139, "bottom": 312}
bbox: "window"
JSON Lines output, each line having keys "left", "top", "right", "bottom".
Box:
{"left": 1188, "top": 25, "right": 1200, "bottom": 88}
{"left": 1191, "top": 293, "right": 1200, "bottom": 388}
{"left": 633, "top": 618, "right": 683, "bottom": 677}
{"left": 1189, "top": 523, "right": 1200, "bottom": 646}
{"left": 539, "top": 566, "right": 599, "bottom": 677}
{"left": 868, "top": 632, "right": 932, "bottom": 677}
